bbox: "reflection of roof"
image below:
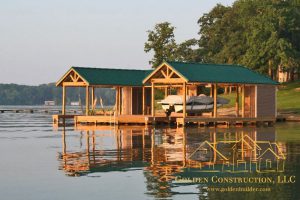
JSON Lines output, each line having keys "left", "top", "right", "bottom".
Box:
{"left": 168, "top": 61, "right": 278, "bottom": 84}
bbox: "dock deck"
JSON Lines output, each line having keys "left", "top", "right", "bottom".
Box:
{"left": 52, "top": 114, "right": 276, "bottom": 127}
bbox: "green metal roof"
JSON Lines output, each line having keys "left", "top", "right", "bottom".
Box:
{"left": 167, "top": 61, "right": 278, "bottom": 85}
{"left": 72, "top": 67, "right": 153, "bottom": 86}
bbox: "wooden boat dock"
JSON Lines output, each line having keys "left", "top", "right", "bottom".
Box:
{"left": 53, "top": 61, "right": 279, "bottom": 128}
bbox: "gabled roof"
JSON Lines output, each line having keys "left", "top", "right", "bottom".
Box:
{"left": 57, "top": 66, "right": 153, "bottom": 86}
{"left": 166, "top": 61, "right": 278, "bottom": 85}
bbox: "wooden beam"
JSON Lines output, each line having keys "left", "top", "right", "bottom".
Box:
{"left": 91, "top": 87, "right": 95, "bottom": 110}
{"left": 62, "top": 82, "right": 87, "bottom": 87}
{"left": 183, "top": 82, "right": 187, "bottom": 118}
{"left": 151, "top": 82, "right": 155, "bottom": 117}
{"left": 85, "top": 86, "right": 89, "bottom": 115}
{"left": 62, "top": 86, "right": 66, "bottom": 115}
{"left": 118, "top": 87, "right": 122, "bottom": 115}
{"left": 142, "top": 86, "right": 145, "bottom": 115}
{"left": 213, "top": 84, "right": 217, "bottom": 118}
{"left": 115, "top": 87, "right": 119, "bottom": 115}
{"left": 242, "top": 84, "right": 245, "bottom": 118}
{"left": 236, "top": 85, "right": 239, "bottom": 117}
{"left": 169, "top": 71, "right": 175, "bottom": 78}
{"left": 151, "top": 78, "right": 184, "bottom": 84}
{"left": 210, "top": 84, "right": 213, "bottom": 97}
{"left": 161, "top": 70, "right": 167, "bottom": 78}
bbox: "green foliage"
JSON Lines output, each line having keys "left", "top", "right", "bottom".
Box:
{"left": 0, "top": 83, "right": 115, "bottom": 105}
{"left": 197, "top": 0, "right": 300, "bottom": 78}
{"left": 144, "top": 22, "right": 202, "bottom": 68}
{"left": 144, "top": 22, "right": 177, "bottom": 68}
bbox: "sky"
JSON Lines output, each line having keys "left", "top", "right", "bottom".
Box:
{"left": 0, "top": 0, "right": 235, "bottom": 85}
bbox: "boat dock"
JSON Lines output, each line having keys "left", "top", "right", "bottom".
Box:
{"left": 1, "top": 108, "right": 79, "bottom": 114}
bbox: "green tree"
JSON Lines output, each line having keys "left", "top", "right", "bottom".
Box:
{"left": 175, "top": 39, "right": 202, "bottom": 62}
{"left": 197, "top": 0, "right": 300, "bottom": 81}
{"left": 144, "top": 22, "right": 177, "bottom": 68}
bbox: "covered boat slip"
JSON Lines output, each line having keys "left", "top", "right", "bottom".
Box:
{"left": 54, "top": 61, "right": 278, "bottom": 127}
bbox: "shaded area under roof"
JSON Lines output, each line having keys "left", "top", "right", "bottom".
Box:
{"left": 72, "top": 67, "right": 153, "bottom": 86}
{"left": 167, "top": 61, "right": 278, "bottom": 85}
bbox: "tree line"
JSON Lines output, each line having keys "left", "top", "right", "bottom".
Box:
{"left": 144, "top": 0, "right": 300, "bottom": 81}
{"left": 0, "top": 83, "right": 115, "bottom": 106}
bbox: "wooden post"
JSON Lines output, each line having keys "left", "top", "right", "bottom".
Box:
{"left": 183, "top": 82, "right": 187, "bottom": 118}
{"left": 213, "top": 84, "right": 217, "bottom": 118}
{"left": 210, "top": 84, "right": 213, "bottom": 97}
{"left": 165, "top": 87, "right": 168, "bottom": 97}
{"left": 151, "top": 82, "right": 155, "bottom": 117}
{"left": 142, "top": 86, "right": 145, "bottom": 115}
{"left": 236, "top": 85, "right": 239, "bottom": 117}
{"left": 91, "top": 87, "right": 95, "bottom": 109}
{"left": 62, "top": 85, "right": 66, "bottom": 115}
{"left": 118, "top": 87, "right": 121, "bottom": 115}
{"left": 242, "top": 84, "right": 245, "bottom": 118}
{"left": 85, "top": 86, "right": 89, "bottom": 115}
{"left": 115, "top": 87, "right": 119, "bottom": 115}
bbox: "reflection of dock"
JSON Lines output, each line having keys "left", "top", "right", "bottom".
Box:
{"left": 58, "top": 126, "right": 286, "bottom": 176}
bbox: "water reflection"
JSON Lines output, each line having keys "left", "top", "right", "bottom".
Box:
{"left": 58, "top": 125, "right": 299, "bottom": 199}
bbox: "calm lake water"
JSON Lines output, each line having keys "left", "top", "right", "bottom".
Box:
{"left": 0, "top": 109, "right": 300, "bottom": 200}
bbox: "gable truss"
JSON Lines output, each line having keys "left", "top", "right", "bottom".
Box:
{"left": 56, "top": 69, "right": 88, "bottom": 87}
{"left": 143, "top": 62, "right": 187, "bottom": 84}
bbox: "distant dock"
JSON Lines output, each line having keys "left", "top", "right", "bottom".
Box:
{"left": 0, "top": 108, "right": 79, "bottom": 114}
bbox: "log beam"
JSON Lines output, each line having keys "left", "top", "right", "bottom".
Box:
{"left": 236, "top": 85, "right": 239, "bottom": 117}
{"left": 183, "top": 82, "right": 187, "bottom": 118}
{"left": 151, "top": 82, "right": 155, "bottom": 117}
{"left": 213, "top": 84, "right": 217, "bottom": 118}
{"left": 62, "top": 86, "right": 66, "bottom": 115}
{"left": 85, "top": 86, "right": 90, "bottom": 115}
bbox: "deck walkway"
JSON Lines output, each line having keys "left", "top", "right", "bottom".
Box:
{"left": 50, "top": 114, "right": 277, "bottom": 127}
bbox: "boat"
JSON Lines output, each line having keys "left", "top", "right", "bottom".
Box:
{"left": 44, "top": 101, "right": 55, "bottom": 106}
{"left": 158, "top": 94, "right": 230, "bottom": 114}
{"left": 70, "top": 101, "right": 80, "bottom": 106}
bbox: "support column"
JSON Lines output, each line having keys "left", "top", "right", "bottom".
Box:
{"left": 165, "top": 87, "right": 168, "bottom": 97}
{"left": 183, "top": 82, "right": 187, "bottom": 118}
{"left": 62, "top": 85, "right": 66, "bottom": 115}
{"left": 242, "top": 84, "right": 245, "bottom": 118}
{"left": 142, "top": 86, "right": 145, "bottom": 115}
{"left": 91, "top": 87, "right": 95, "bottom": 110}
{"left": 151, "top": 82, "right": 155, "bottom": 117}
{"left": 213, "top": 83, "right": 217, "bottom": 118}
{"left": 118, "top": 87, "right": 121, "bottom": 115}
{"left": 115, "top": 87, "right": 119, "bottom": 115}
{"left": 236, "top": 85, "right": 239, "bottom": 117}
{"left": 85, "top": 86, "right": 90, "bottom": 115}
